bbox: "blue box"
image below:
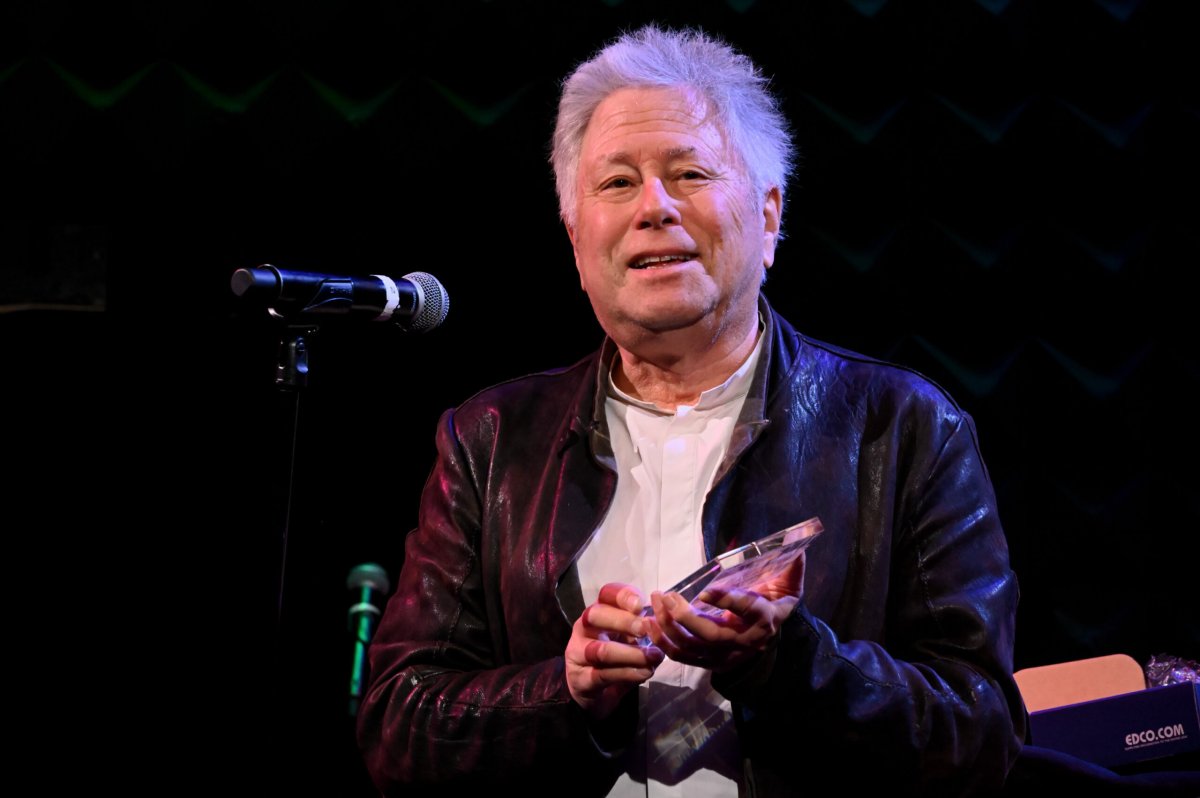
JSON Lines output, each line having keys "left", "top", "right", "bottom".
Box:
{"left": 1028, "top": 682, "right": 1200, "bottom": 768}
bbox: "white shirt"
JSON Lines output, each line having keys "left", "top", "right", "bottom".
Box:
{"left": 577, "top": 331, "right": 764, "bottom": 798}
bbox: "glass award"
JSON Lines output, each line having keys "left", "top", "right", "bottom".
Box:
{"left": 642, "top": 516, "right": 824, "bottom": 620}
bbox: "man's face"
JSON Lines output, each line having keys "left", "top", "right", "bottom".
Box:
{"left": 567, "top": 86, "right": 781, "bottom": 348}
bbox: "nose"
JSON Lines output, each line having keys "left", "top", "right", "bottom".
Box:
{"left": 633, "top": 177, "right": 679, "bottom": 230}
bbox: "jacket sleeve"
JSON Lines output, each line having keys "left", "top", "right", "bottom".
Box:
{"left": 355, "top": 408, "right": 629, "bottom": 796}
{"left": 714, "top": 412, "right": 1026, "bottom": 797}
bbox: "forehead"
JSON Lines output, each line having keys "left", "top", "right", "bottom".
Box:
{"left": 580, "top": 86, "right": 730, "bottom": 165}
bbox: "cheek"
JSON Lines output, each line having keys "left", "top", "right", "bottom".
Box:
{"left": 572, "top": 233, "right": 617, "bottom": 292}
{"left": 583, "top": 228, "right": 626, "bottom": 271}
{"left": 696, "top": 192, "right": 748, "bottom": 242}
{"left": 722, "top": 194, "right": 752, "bottom": 234}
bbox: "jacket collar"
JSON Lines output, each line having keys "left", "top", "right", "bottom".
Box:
{"left": 554, "top": 294, "right": 800, "bottom": 619}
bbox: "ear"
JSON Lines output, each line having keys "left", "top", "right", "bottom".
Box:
{"left": 565, "top": 222, "right": 588, "bottom": 291}
{"left": 761, "top": 186, "right": 782, "bottom": 270}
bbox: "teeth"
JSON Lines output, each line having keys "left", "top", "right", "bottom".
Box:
{"left": 633, "top": 254, "right": 692, "bottom": 268}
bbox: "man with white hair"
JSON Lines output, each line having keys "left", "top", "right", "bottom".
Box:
{"left": 358, "top": 25, "right": 1025, "bottom": 797}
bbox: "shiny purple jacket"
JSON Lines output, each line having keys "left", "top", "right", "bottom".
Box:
{"left": 358, "top": 298, "right": 1026, "bottom": 796}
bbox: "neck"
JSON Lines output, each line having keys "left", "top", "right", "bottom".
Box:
{"left": 612, "top": 315, "right": 759, "bottom": 411}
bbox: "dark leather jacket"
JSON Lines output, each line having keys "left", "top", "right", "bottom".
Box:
{"left": 358, "top": 298, "right": 1026, "bottom": 796}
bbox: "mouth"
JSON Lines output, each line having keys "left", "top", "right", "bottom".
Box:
{"left": 628, "top": 253, "right": 699, "bottom": 270}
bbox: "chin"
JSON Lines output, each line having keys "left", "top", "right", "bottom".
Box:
{"left": 625, "top": 305, "right": 713, "bottom": 335}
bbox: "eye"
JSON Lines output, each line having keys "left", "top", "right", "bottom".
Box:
{"left": 677, "top": 169, "right": 711, "bottom": 184}
{"left": 602, "top": 177, "right": 634, "bottom": 190}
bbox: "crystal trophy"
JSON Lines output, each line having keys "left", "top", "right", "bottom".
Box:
{"left": 642, "top": 516, "right": 824, "bottom": 623}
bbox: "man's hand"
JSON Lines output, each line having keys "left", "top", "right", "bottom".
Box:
{"left": 565, "top": 582, "right": 664, "bottom": 719}
{"left": 647, "top": 551, "right": 805, "bottom": 672}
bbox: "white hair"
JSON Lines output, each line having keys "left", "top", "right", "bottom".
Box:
{"left": 551, "top": 25, "right": 796, "bottom": 229}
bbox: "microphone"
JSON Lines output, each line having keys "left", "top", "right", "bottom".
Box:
{"left": 347, "top": 562, "right": 391, "bottom": 717}
{"left": 230, "top": 265, "right": 449, "bottom": 332}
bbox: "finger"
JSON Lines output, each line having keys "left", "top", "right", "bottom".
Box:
{"left": 698, "top": 587, "right": 797, "bottom": 640}
{"left": 567, "top": 646, "right": 656, "bottom": 694}
{"left": 647, "top": 593, "right": 683, "bottom": 650}
{"left": 642, "top": 611, "right": 687, "bottom": 660}
{"left": 650, "top": 592, "right": 724, "bottom": 656}
{"left": 597, "top": 582, "right": 647, "bottom": 613}
{"left": 748, "top": 551, "right": 807, "bottom": 602}
{"left": 649, "top": 591, "right": 686, "bottom": 634}
{"left": 576, "top": 664, "right": 657, "bottom": 690}
{"left": 785, "top": 549, "right": 806, "bottom": 583}
{"left": 659, "top": 592, "right": 742, "bottom": 640}
{"left": 568, "top": 639, "right": 663, "bottom": 697}
{"left": 582, "top": 639, "right": 664, "bottom": 669}
{"left": 697, "top": 586, "right": 763, "bottom": 618}
{"left": 580, "top": 602, "right": 649, "bottom": 639}
{"left": 647, "top": 596, "right": 734, "bottom": 669}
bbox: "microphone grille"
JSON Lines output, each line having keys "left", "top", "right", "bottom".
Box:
{"left": 347, "top": 563, "right": 391, "bottom": 594}
{"left": 402, "top": 271, "right": 449, "bottom": 333}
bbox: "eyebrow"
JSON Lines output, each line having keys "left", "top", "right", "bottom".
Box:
{"left": 598, "top": 146, "right": 699, "bottom": 167}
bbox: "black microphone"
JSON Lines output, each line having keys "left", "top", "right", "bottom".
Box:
{"left": 230, "top": 265, "right": 449, "bottom": 332}
{"left": 347, "top": 562, "right": 391, "bottom": 717}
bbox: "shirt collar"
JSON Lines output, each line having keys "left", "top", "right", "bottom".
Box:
{"left": 587, "top": 295, "right": 780, "bottom": 457}
{"left": 605, "top": 320, "right": 765, "bottom": 415}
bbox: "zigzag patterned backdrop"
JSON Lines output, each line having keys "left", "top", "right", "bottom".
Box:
{"left": 4, "top": 0, "right": 1197, "bottom": 792}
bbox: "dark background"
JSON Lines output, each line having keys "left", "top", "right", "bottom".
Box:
{"left": 4, "top": 1, "right": 1197, "bottom": 793}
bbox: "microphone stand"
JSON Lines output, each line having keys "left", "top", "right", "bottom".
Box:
{"left": 229, "top": 262, "right": 447, "bottom": 791}
{"left": 263, "top": 320, "right": 321, "bottom": 792}
{"left": 230, "top": 264, "right": 449, "bottom": 788}
{"left": 267, "top": 323, "right": 392, "bottom": 795}
{"left": 272, "top": 321, "right": 320, "bottom": 630}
